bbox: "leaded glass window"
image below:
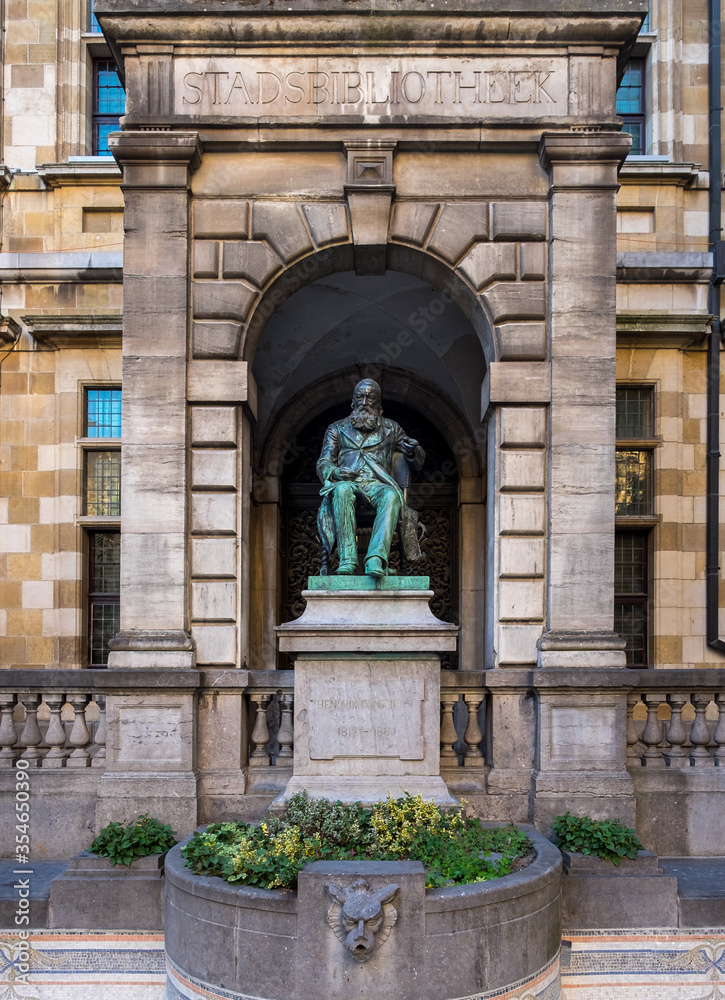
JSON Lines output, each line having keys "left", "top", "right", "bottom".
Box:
{"left": 615, "top": 531, "right": 648, "bottom": 666}
{"left": 89, "top": 532, "right": 120, "bottom": 666}
{"left": 85, "top": 450, "right": 121, "bottom": 516}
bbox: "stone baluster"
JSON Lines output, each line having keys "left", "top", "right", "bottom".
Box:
{"left": 640, "top": 693, "right": 667, "bottom": 767}
{"left": 42, "top": 693, "right": 69, "bottom": 768}
{"left": 0, "top": 693, "right": 19, "bottom": 767}
{"left": 66, "top": 693, "right": 92, "bottom": 768}
{"left": 249, "top": 693, "right": 272, "bottom": 767}
{"left": 19, "top": 693, "right": 44, "bottom": 766}
{"left": 664, "top": 692, "right": 691, "bottom": 768}
{"left": 689, "top": 693, "right": 715, "bottom": 766}
{"left": 462, "top": 692, "right": 485, "bottom": 766}
{"left": 92, "top": 695, "right": 107, "bottom": 767}
{"left": 440, "top": 692, "right": 459, "bottom": 765}
{"left": 276, "top": 693, "right": 294, "bottom": 762}
{"left": 626, "top": 693, "right": 645, "bottom": 765}
{"left": 714, "top": 693, "right": 725, "bottom": 766}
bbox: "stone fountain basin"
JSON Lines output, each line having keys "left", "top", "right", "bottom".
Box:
{"left": 164, "top": 824, "right": 562, "bottom": 1000}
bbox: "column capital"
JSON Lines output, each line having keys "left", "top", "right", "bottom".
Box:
{"left": 539, "top": 130, "right": 631, "bottom": 191}
{"left": 109, "top": 130, "right": 202, "bottom": 187}
{"left": 539, "top": 130, "right": 632, "bottom": 169}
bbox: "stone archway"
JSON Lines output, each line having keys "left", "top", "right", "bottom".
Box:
{"left": 247, "top": 265, "right": 488, "bottom": 672}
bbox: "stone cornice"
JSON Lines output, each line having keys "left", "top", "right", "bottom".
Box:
{"left": 616, "top": 310, "right": 712, "bottom": 348}
{"left": 616, "top": 251, "right": 713, "bottom": 283}
{"left": 539, "top": 129, "right": 632, "bottom": 169}
{"left": 618, "top": 159, "right": 701, "bottom": 186}
{"left": 0, "top": 251, "right": 123, "bottom": 283}
{"left": 22, "top": 313, "right": 123, "bottom": 348}
{"left": 109, "top": 130, "right": 203, "bottom": 187}
{"left": 37, "top": 160, "right": 122, "bottom": 188}
{"left": 0, "top": 315, "right": 21, "bottom": 346}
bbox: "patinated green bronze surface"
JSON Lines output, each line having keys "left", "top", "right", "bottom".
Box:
{"left": 316, "top": 379, "right": 426, "bottom": 578}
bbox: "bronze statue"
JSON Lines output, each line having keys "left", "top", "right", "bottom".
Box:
{"left": 316, "top": 379, "right": 425, "bottom": 577}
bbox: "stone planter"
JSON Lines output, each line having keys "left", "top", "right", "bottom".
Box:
{"left": 164, "top": 825, "right": 562, "bottom": 1000}
{"left": 560, "top": 849, "right": 678, "bottom": 928}
{"left": 48, "top": 850, "right": 165, "bottom": 929}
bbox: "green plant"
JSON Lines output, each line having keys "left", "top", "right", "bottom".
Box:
{"left": 181, "top": 792, "right": 533, "bottom": 891}
{"left": 551, "top": 812, "right": 642, "bottom": 866}
{"left": 90, "top": 813, "right": 177, "bottom": 866}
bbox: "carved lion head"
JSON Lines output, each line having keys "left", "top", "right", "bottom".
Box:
{"left": 325, "top": 879, "right": 399, "bottom": 963}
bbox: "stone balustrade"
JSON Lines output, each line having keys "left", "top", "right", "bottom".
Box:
{"left": 625, "top": 672, "right": 725, "bottom": 768}
{"left": 0, "top": 676, "right": 106, "bottom": 770}
{"left": 246, "top": 672, "right": 295, "bottom": 768}
{"left": 0, "top": 666, "right": 724, "bottom": 857}
{"left": 440, "top": 673, "right": 487, "bottom": 767}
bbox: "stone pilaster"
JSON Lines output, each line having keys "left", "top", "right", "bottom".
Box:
{"left": 537, "top": 131, "right": 631, "bottom": 669}
{"left": 532, "top": 133, "right": 635, "bottom": 828}
{"left": 107, "top": 131, "right": 202, "bottom": 669}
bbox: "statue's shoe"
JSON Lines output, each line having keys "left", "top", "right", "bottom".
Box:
{"left": 336, "top": 562, "right": 358, "bottom": 575}
{"left": 365, "top": 557, "right": 386, "bottom": 578}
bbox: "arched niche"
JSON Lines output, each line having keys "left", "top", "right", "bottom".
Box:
{"left": 247, "top": 269, "right": 487, "bottom": 673}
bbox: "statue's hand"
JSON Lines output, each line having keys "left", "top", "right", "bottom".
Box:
{"left": 334, "top": 467, "right": 358, "bottom": 481}
{"left": 401, "top": 438, "right": 419, "bottom": 460}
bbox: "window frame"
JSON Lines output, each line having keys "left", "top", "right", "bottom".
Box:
{"left": 87, "top": 530, "right": 121, "bottom": 668}
{"left": 615, "top": 384, "right": 659, "bottom": 667}
{"left": 92, "top": 58, "right": 125, "bottom": 156}
{"left": 614, "top": 529, "right": 650, "bottom": 668}
{"left": 617, "top": 57, "right": 646, "bottom": 155}
{"left": 78, "top": 384, "right": 122, "bottom": 666}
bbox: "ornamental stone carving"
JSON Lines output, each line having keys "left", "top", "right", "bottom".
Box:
{"left": 325, "top": 879, "right": 399, "bottom": 962}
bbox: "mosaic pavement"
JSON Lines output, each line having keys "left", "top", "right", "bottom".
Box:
{"left": 0, "top": 928, "right": 724, "bottom": 999}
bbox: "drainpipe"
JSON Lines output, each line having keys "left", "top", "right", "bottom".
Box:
{"left": 706, "top": 0, "right": 725, "bottom": 653}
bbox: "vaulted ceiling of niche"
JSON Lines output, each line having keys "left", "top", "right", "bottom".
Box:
{"left": 252, "top": 270, "right": 487, "bottom": 443}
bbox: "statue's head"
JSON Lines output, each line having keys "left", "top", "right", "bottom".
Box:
{"left": 350, "top": 379, "right": 382, "bottom": 431}
{"left": 325, "top": 879, "right": 399, "bottom": 962}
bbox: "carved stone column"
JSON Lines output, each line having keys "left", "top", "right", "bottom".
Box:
{"left": 99, "top": 133, "right": 202, "bottom": 834}
{"left": 532, "top": 132, "right": 635, "bottom": 829}
{"left": 537, "top": 130, "right": 631, "bottom": 670}
{"left": 107, "top": 131, "right": 202, "bottom": 670}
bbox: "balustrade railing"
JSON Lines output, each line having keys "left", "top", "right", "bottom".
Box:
{"left": 246, "top": 672, "right": 294, "bottom": 768}
{"left": 440, "top": 674, "right": 487, "bottom": 767}
{"left": 0, "top": 687, "right": 105, "bottom": 769}
{"left": 625, "top": 672, "right": 725, "bottom": 768}
{"left": 1, "top": 667, "right": 723, "bottom": 782}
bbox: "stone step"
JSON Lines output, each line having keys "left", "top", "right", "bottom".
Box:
{"left": 0, "top": 859, "right": 69, "bottom": 929}
{"left": 659, "top": 857, "right": 725, "bottom": 927}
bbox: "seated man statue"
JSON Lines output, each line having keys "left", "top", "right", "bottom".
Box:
{"left": 316, "top": 378, "right": 426, "bottom": 577}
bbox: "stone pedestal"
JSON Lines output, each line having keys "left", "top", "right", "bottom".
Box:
{"left": 275, "top": 577, "right": 457, "bottom": 805}
{"left": 49, "top": 851, "right": 165, "bottom": 930}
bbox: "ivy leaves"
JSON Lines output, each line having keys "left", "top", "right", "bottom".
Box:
{"left": 551, "top": 812, "right": 643, "bottom": 866}
{"left": 89, "top": 814, "right": 177, "bottom": 867}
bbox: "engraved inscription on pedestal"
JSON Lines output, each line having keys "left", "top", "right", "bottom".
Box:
{"left": 117, "top": 707, "right": 184, "bottom": 763}
{"left": 550, "top": 706, "right": 619, "bottom": 765}
{"left": 308, "top": 675, "right": 424, "bottom": 760}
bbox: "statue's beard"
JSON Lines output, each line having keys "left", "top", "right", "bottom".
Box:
{"left": 350, "top": 403, "right": 381, "bottom": 432}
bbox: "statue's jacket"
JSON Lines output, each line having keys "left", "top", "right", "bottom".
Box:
{"left": 316, "top": 417, "right": 426, "bottom": 563}
{"left": 316, "top": 417, "right": 424, "bottom": 489}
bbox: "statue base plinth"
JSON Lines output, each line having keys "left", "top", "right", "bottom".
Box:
{"left": 274, "top": 580, "right": 458, "bottom": 807}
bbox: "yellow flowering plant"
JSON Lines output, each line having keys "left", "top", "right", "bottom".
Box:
{"left": 180, "top": 792, "right": 532, "bottom": 891}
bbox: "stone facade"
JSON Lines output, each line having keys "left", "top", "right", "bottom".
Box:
{"left": 0, "top": 0, "right": 725, "bottom": 855}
